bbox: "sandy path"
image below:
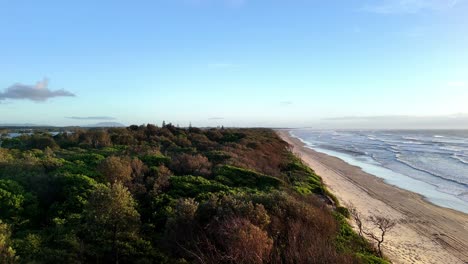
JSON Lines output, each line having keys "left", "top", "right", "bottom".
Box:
{"left": 278, "top": 130, "right": 468, "bottom": 264}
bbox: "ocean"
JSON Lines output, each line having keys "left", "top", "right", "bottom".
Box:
{"left": 290, "top": 129, "right": 468, "bottom": 214}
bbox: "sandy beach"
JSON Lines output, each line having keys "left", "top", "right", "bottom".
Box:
{"left": 278, "top": 130, "right": 468, "bottom": 264}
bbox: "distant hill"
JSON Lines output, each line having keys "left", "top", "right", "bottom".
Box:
{"left": 0, "top": 123, "right": 52, "bottom": 127}
{"left": 0, "top": 122, "right": 126, "bottom": 129}
{"left": 84, "top": 122, "right": 126, "bottom": 127}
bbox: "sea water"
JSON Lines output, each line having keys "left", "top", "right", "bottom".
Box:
{"left": 290, "top": 129, "right": 468, "bottom": 214}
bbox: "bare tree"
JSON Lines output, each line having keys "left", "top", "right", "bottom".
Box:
{"left": 364, "top": 216, "right": 396, "bottom": 257}
{"left": 347, "top": 204, "right": 363, "bottom": 237}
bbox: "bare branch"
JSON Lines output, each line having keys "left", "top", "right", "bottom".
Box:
{"left": 364, "top": 215, "right": 397, "bottom": 257}
{"left": 347, "top": 203, "right": 364, "bottom": 237}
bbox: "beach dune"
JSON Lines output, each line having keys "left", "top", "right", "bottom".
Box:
{"left": 278, "top": 130, "right": 468, "bottom": 264}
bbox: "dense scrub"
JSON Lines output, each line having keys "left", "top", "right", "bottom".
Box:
{"left": 0, "top": 125, "right": 386, "bottom": 263}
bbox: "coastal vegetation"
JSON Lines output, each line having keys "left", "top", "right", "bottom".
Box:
{"left": 0, "top": 125, "right": 387, "bottom": 263}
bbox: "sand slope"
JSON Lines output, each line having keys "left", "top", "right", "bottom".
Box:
{"left": 278, "top": 130, "right": 468, "bottom": 264}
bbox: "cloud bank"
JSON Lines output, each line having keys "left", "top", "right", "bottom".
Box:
{"left": 320, "top": 113, "right": 468, "bottom": 129}
{"left": 0, "top": 79, "right": 75, "bottom": 102}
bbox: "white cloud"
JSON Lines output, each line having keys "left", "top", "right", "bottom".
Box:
{"left": 321, "top": 113, "right": 468, "bottom": 129}
{"left": 363, "top": 0, "right": 461, "bottom": 14}
{"left": 0, "top": 79, "right": 75, "bottom": 102}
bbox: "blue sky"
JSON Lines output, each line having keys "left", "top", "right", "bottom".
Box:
{"left": 1, "top": 0, "right": 467, "bottom": 127}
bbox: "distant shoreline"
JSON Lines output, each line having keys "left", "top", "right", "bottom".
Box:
{"left": 288, "top": 130, "right": 468, "bottom": 214}
{"left": 278, "top": 130, "right": 468, "bottom": 264}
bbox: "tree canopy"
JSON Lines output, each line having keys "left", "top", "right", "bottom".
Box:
{"left": 0, "top": 126, "right": 387, "bottom": 263}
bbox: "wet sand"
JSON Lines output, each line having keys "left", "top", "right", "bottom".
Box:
{"left": 278, "top": 130, "right": 468, "bottom": 264}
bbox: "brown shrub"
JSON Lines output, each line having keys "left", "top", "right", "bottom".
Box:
{"left": 220, "top": 129, "right": 289, "bottom": 178}
{"left": 130, "top": 158, "right": 147, "bottom": 178}
{"left": 174, "top": 136, "right": 192, "bottom": 148}
{"left": 98, "top": 156, "right": 132, "bottom": 184}
{"left": 79, "top": 130, "right": 112, "bottom": 148}
{"left": 189, "top": 133, "right": 217, "bottom": 151}
{"left": 170, "top": 153, "right": 212, "bottom": 176}
{"left": 215, "top": 217, "right": 273, "bottom": 264}
{"left": 253, "top": 192, "right": 356, "bottom": 264}
{"left": 149, "top": 165, "right": 172, "bottom": 194}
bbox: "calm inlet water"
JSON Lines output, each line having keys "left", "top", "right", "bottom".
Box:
{"left": 290, "top": 129, "right": 468, "bottom": 214}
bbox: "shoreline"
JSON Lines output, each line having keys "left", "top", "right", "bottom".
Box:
{"left": 289, "top": 132, "right": 468, "bottom": 214}
{"left": 278, "top": 130, "right": 468, "bottom": 264}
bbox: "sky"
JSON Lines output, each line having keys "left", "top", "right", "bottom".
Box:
{"left": 1, "top": 0, "right": 468, "bottom": 128}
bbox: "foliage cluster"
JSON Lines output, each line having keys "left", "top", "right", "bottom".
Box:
{"left": 0, "top": 124, "right": 386, "bottom": 263}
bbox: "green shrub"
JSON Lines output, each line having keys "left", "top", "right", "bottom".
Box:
{"left": 65, "top": 153, "right": 105, "bottom": 167}
{"left": 357, "top": 253, "right": 390, "bottom": 264}
{"left": 141, "top": 154, "right": 171, "bottom": 167}
{"left": 215, "top": 165, "right": 283, "bottom": 190}
{"left": 336, "top": 206, "right": 350, "bottom": 218}
{"left": 168, "top": 176, "right": 231, "bottom": 198}
{"left": 0, "top": 126, "right": 387, "bottom": 263}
